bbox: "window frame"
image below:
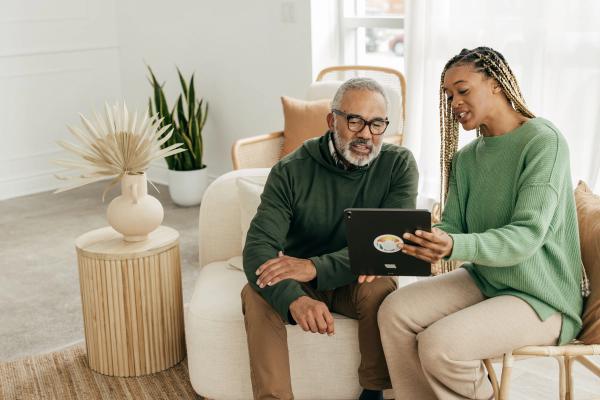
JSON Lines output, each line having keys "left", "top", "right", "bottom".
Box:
{"left": 338, "top": 0, "right": 405, "bottom": 66}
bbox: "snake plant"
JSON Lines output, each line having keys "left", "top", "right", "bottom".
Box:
{"left": 148, "top": 66, "right": 208, "bottom": 171}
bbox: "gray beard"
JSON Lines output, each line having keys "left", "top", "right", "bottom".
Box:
{"left": 332, "top": 130, "right": 382, "bottom": 167}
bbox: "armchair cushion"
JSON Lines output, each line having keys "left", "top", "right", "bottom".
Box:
{"left": 280, "top": 96, "right": 330, "bottom": 157}
{"left": 575, "top": 181, "right": 600, "bottom": 344}
{"left": 237, "top": 176, "right": 268, "bottom": 251}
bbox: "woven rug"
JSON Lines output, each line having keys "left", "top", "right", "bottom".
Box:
{"left": 0, "top": 342, "right": 201, "bottom": 400}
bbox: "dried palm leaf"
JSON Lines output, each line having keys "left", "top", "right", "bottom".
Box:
{"left": 53, "top": 101, "right": 186, "bottom": 199}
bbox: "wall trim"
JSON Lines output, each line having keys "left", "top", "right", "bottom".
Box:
{"left": 0, "top": 44, "right": 119, "bottom": 59}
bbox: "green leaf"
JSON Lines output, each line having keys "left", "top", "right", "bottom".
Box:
{"left": 176, "top": 95, "right": 188, "bottom": 137}
{"left": 201, "top": 101, "right": 209, "bottom": 128}
{"left": 189, "top": 110, "right": 199, "bottom": 164}
{"left": 176, "top": 67, "right": 188, "bottom": 101}
{"left": 187, "top": 74, "right": 195, "bottom": 129}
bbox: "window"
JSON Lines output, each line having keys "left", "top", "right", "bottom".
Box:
{"left": 339, "top": 0, "right": 405, "bottom": 71}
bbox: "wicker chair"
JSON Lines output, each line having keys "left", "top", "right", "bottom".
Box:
{"left": 482, "top": 182, "right": 600, "bottom": 399}
{"left": 483, "top": 344, "right": 600, "bottom": 400}
{"left": 231, "top": 65, "right": 406, "bottom": 170}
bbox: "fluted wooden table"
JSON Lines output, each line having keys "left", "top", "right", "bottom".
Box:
{"left": 75, "top": 226, "right": 184, "bottom": 377}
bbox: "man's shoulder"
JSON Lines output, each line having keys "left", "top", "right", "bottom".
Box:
{"left": 277, "top": 145, "right": 314, "bottom": 169}
{"left": 379, "top": 142, "right": 416, "bottom": 164}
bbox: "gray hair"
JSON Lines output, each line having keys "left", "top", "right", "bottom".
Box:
{"left": 331, "top": 77, "right": 389, "bottom": 112}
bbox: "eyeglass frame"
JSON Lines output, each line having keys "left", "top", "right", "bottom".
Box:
{"left": 331, "top": 109, "right": 390, "bottom": 136}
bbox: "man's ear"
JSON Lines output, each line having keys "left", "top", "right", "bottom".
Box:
{"left": 327, "top": 112, "right": 334, "bottom": 130}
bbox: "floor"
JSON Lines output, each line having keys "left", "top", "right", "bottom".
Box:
{"left": 0, "top": 181, "right": 199, "bottom": 361}
{"left": 1, "top": 182, "right": 599, "bottom": 399}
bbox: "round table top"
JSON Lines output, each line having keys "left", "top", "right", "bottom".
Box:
{"left": 75, "top": 226, "right": 179, "bottom": 258}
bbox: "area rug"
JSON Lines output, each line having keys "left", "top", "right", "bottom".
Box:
{"left": 0, "top": 342, "right": 200, "bottom": 399}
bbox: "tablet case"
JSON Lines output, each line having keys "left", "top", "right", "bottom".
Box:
{"left": 344, "top": 208, "right": 432, "bottom": 276}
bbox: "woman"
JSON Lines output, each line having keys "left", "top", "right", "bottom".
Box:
{"left": 377, "top": 47, "right": 584, "bottom": 400}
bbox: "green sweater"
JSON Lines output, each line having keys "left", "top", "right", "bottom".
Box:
{"left": 435, "top": 118, "right": 583, "bottom": 344}
{"left": 243, "top": 131, "right": 418, "bottom": 323}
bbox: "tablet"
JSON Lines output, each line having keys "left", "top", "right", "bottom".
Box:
{"left": 344, "top": 208, "right": 432, "bottom": 276}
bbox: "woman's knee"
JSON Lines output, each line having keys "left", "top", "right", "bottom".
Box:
{"left": 377, "top": 287, "right": 418, "bottom": 331}
{"left": 417, "top": 324, "right": 453, "bottom": 372}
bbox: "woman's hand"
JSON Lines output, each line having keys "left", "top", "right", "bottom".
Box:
{"left": 401, "top": 227, "right": 453, "bottom": 263}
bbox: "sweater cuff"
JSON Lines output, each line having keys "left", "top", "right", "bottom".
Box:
{"left": 448, "top": 233, "right": 477, "bottom": 261}
{"left": 309, "top": 255, "right": 341, "bottom": 291}
{"left": 309, "top": 255, "right": 328, "bottom": 291}
{"left": 276, "top": 284, "right": 307, "bottom": 325}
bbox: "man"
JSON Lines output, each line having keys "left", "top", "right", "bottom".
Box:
{"left": 241, "top": 78, "right": 418, "bottom": 400}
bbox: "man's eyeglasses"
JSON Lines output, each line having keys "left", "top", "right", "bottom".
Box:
{"left": 332, "top": 109, "right": 389, "bottom": 136}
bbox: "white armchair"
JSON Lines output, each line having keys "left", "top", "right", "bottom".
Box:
{"left": 187, "top": 168, "right": 365, "bottom": 400}
{"left": 185, "top": 168, "right": 437, "bottom": 399}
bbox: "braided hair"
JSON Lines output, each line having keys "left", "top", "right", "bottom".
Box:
{"left": 439, "top": 47, "right": 535, "bottom": 207}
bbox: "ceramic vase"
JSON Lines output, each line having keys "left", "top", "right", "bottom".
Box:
{"left": 107, "top": 172, "right": 164, "bottom": 242}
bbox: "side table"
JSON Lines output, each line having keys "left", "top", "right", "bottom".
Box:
{"left": 75, "top": 225, "right": 185, "bottom": 377}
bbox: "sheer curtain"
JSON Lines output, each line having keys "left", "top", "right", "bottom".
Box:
{"left": 403, "top": 0, "right": 600, "bottom": 199}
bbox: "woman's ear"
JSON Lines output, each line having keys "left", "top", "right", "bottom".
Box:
{"left": 492, "top": 80, "right": 502, "bottom": 94}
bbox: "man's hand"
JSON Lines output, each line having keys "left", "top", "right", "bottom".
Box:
{"left": 289, "top": 296, "right": 334, "bottom": 335}
{"left": 255, "top": 251, "right": 317, "bottom": 288}
{"left": 401, "top": 227, "right": 453, "bottom": 263}
{"left": 358, "top": 275, "right": 380, "bottom": 283}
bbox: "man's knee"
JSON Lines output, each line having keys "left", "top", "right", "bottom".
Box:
{"left": 241, "top": 283, "right": 284, "bottom": 325}
{"left": 355, "top": 277, "right": 397, "bottom": 311}
{"left": 241, "top": 284, "right": 268, "bottom": 315}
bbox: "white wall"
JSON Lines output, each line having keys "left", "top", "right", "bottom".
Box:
{"left": 0, "top": 0, "right": 122, "bottom": 200}
{"left": 1, "top": 0, "right": 322, "bottom": 199}
{"left": 116, "top": 0, "right": 315, "bottom": 182}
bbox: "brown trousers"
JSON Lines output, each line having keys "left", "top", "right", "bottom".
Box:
{"left": 241, "top": 277, "right": 397, "bottom": 400}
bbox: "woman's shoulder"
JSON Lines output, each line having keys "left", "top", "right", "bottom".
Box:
{"left": 521, "top": 117, "right": 568, "bottom": 152}
{"left": 523, "top": 117, "right": 565, "bottom": 140}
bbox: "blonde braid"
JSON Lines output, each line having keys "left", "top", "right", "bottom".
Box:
{"left": 439, "top": 47, "right": 535, "bottom": 209}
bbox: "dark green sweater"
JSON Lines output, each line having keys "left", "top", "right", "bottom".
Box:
{"left": 435, "top": 118, "right": 583, "bottom": 344}
{"left": 243, "top": 131, "right": 419, "bottom": 323}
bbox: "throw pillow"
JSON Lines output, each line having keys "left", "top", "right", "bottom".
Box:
{"left": 575, "top": 181, "right": 600, "bottom": 344}
{"left": 280, "top": 96, "right": 330, "bottom": 157}
{"left": 237, "top": 176, "right": 267, "bottom": 252}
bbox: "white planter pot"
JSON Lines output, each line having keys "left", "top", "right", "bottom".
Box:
{"left": 167, "top": 168, "right": 208, "bottom": 207}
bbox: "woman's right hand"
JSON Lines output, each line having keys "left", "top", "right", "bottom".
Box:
{"left": 401, "top": 227, "right": 454, "bottom": 263}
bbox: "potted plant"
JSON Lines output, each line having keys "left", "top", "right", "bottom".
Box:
{"left": 53, "top": 102, "right": 185, "bottom": 241}
{"left": 148, "top": 66, "right": 209, "bottom": 206}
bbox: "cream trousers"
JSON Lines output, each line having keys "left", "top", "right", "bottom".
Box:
{"left": 377, "top": 268, "right": 561, "bottom": 400}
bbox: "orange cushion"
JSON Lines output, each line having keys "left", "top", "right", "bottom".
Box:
{"left": 575, "top": 181, "right": 600, "bottom": 344}
{"left": 280, "top": 96, "right": 330, "bottom": 157}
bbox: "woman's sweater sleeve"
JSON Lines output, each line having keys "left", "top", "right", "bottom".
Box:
{"left": 448, "top": 131, "right": 565, "bottom": 267}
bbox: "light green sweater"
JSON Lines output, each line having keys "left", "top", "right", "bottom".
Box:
{"left": 435, "top": 117, "right": 583, "bottom": 344}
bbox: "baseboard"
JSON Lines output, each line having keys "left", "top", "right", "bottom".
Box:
{"left": 0, "top": 165, "right": 219, "bottom": 201}
{"left": 0, "top": 169, "right": 72, "bottom": 201}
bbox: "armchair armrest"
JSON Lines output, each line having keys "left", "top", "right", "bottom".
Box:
{"left": 231, "top": 131, "right": 284, "bottom": 170}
